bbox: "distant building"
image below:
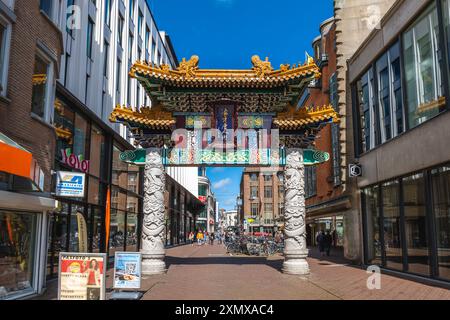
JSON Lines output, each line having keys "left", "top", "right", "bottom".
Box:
{"left": 240, "top": 168, "right": 284, "bottom": 234}
{"left": 197, "top": 167, "right": 217, "bottom": 233}
{"left": 225, "top": 210, "right": 238, "bottom": 228}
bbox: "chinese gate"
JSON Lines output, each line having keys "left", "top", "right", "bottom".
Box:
{"left": 109, "top": 55, "right": 339, "bottom": 275}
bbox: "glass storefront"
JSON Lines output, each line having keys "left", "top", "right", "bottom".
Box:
{"left": 431, "top": 166, "right": 450, "bottom": 281}
{"left": 0, "top": 211, "right": 37, "bottom": 299}
{"left": 363, "top": 163, "right": 450, "bottom": 281}
{"left": 47, "top": 92, "right": 143, "bottom": 278}
{"left": 382, "top": 180, "right": 403, "bottom": 271}
{"left": 364, "top": 186, "right": 382, "bottom": 265}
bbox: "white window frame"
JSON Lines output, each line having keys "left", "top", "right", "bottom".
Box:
{"left": 0, "top": 13, "right": 12, "bottom": 97}
{"left": 32, "top": 49, "right": 55, "bottom": 123}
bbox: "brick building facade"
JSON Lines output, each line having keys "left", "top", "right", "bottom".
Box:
{"left": 300, "top": 18, "right": 348, "bottom": 248}
{"left": 240, "top": 167, "right": 284, "bottom": 234}
{"left": 0, "top": 0, "right": 63, "bottom": 192}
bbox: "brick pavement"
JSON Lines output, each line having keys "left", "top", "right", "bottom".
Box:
{"left": 33, "top": 244, "right": 450, "bottom": 300}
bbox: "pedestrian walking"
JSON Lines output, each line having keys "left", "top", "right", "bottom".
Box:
{"left": 332, "top": 229, "right": 337, "bottom": 248}
{"left": 189, "top": 231, "right": 195, "bottom": 246}
{"left": 316, "top": 231, "right": 325, "bottom": 257}
{"left": 324, "top": 231, "right": 333, "bottom": 256}
{"left": 210, "top": 233, "right": 215, "bottom": 245}
{"left": 204, "top": 231, "right": 209, "bottom": 245}
{"left": 197, "top": 230, "right": 204, "bottom": 246}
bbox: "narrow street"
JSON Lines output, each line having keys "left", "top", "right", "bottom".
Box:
{"left": 36, "top": 244, "right": 450, "bottom": 300}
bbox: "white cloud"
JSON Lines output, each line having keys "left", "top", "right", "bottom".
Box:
{"left": 213, "top": 178, "right": 232, "bottom": 189}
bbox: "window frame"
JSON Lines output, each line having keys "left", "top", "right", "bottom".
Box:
{"left": 31, "top": 50, "right": 55, "bottom": 123}
{"left": 0, "top": 14, "right": 12, "bottom": 97}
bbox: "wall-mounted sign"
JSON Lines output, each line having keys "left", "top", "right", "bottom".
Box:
{"left": 198, "top": 196, "right": 207, "bottom": 204}
{"left": 58, "top": 253, "right": 107, "bottom": 300}
{"left": 56, "top": 171, "right": 86, "bottom": 198}
{"left": 113, "top": 252, "right": 142, "bottom": 290}
{"left": 349, "top": 164, "right": 363, "bottom": 177}
{"left": 61, "top": 149, "right": 90, "bottom": 173}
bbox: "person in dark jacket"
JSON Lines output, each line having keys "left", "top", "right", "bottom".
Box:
{"left": 324, "top": 231, "right": 333, "bottom": 256}
{"left": 316, "top": 231, "right": 325, "bottom": 257}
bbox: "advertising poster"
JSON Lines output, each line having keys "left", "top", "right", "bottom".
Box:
{"left": 58, "top": 253, "right": 107, "bottom": 300}
{"left": 55, "top": 171, "right": 86, "bottom": 198}
{"left": 113, "top": 252, "right": 142, "bottom": 289}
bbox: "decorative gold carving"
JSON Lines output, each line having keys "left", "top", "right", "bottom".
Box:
{"left": 178, "top": 55, "right": 199, "bottom": 78}
{"left": 109, "top": 104, "right": 176, "bottom": 129}
{"left": 32, "top": 74, "right": 47, "bottom": 85}
{"left": 274, "top": 105, "right": 340, "bottom": 130}
{"left": 54, "top": 125, "right": 73, "bottom": 144}
{"left": 251, "top": 55, "right": 274, "bottom": 77}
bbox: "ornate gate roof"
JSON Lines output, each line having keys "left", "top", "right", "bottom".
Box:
{"left": 109, "top": 54, "right": 339, "bottom": 156}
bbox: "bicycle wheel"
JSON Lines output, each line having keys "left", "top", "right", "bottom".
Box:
{"left": 227, "top": 243, "right": 239, "bottom": 254}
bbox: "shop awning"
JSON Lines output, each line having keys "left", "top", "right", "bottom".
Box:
{"left": 0, "top": 132, "right": 44, "bottom": 191}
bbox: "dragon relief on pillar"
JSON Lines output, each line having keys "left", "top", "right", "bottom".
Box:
{"left": 283, "top": 150, "right": 307, "bottom": 251}
{"left": 142, "top": 150, "right": 166, "bottom": 252}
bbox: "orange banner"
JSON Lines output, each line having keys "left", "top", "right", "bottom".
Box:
{"left": 105, "top": 186, "right": 111, "bottom": 249}
{"left": 0, "top": 141, "right": 32, "bottom": 178}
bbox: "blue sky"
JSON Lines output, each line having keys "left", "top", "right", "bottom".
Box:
{"left": 148, "top": 0, "right": 334, "bottom": 210}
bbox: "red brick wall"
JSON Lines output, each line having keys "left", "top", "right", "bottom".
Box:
{"left": 0, "top": 0, "right": 63, "bottom": 192}
{"left": 305, "top": 23, "right": 343, "bottom": 208}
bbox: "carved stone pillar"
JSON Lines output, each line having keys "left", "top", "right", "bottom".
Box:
{"left": 141, "top": 148, "right": 166, "bottom": 275}
{"left": 282, "top": 148, "right": 310, "bottom": 275}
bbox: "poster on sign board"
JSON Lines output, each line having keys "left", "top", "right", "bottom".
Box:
{"left": 58, "top": 253, "right": 106, "bottom": 300}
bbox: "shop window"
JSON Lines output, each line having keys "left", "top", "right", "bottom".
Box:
{"left": 402, "top": 173, "right": 430, "bottom": 276}
{"left": 126, "top": 213, "right": 138, "bottom": 251}
{"left": 381, "top": 180, "right": 403, "bottom": 271}
{"left": 88, "top": 177, "right": 104, "bottom": 205}
{"left": 109, "top": 209, "right": 126, "bottom": 256}
{"left": 431, "top": 165, "right": 450, "bottom": 281}
{"left": 0, "top": 16, "right": 11, "bottom": 97}
{"left": 0, "top": 211, "right": 37, "bottom": 298}
{"left": 69, "top": 205, "right": 87, "bottom": 253}
{"left": 91, "top": 207, "right": 103, "bottom": 253}
{"left": 356, "top": 68, "right": 377, "bottom": 152}
{"left": 364, "top": 186, "right": 382, "bottom": 265}
{"left": 31, "top": 55, "right": 50, "bottom": 120}
{"left": 403, "top": 4, "right": 445, "bottom": 129}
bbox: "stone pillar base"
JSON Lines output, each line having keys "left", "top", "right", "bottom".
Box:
{"left": 282, "top": 249, "right": 310, "bottom": 275}
{"left": 141, "top": 252, "right": 166, "bottom": 276}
